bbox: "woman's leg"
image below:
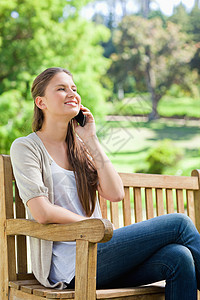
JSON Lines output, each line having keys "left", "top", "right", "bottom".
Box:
{"left": 97, "top": 213, "right": 200, "bottom": 291}
{"left": 103, "top": 244, "right": 197, "bottom": 300}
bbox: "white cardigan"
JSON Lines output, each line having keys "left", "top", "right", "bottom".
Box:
{"left": 10, "top": 132, "right": 98, "bottom": 289}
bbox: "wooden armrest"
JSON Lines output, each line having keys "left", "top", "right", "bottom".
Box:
{"left": 6, "top": 218, "right": 113, "bottom": 243}
{"left": 192, "top": 169, "right": 200, "bottom": 179}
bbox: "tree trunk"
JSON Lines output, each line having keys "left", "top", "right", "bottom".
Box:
{"left": 110, "top": 0, "right": 117, "bottom": 28}
{"left": 142, "top": 0, "right": 151, "bottom": 18}
{"left": 144, "top": 45, "right": 159, "bottom": 120}
{"left": 148, "top": 95, "right": 161, "bottom": 121}
{"left": 120, "top": 0, "right": 127, "bottom": 17}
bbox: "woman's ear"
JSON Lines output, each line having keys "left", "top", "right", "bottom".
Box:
{"left": 35, "top": 96, "right": 47, "bottom": 110}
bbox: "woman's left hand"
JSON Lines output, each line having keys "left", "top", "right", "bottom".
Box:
{"left": 73, "top": 105, "right": 96, "bottom": 141}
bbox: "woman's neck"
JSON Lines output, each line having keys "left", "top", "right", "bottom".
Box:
{"left": 37, "top": 119, "right": 70, "bottom": 145}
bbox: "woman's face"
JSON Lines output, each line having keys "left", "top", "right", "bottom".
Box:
{"left": 37, "top": 71, "right": 81, "bottom": 119}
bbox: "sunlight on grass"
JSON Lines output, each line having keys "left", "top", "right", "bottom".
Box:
{"left": 98, "top": 119, "right": 200, "bottom": 176}
{"left": 108, "top": 96, "right": 200, "bottom": 118}
{"left": 158, "top": 96, "right": 200, "bottom": 118}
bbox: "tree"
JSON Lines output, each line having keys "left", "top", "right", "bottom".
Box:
{"left": 0, "top": 0, "right": 110, "bottom": 153}
{"left": 169, "top": 3, "right": 190, "bottom": 32}
{"left": 90, "top": 0, "right": 131, "bottom": 58}
{"left": 109, "top": 16, "right": 195, "bottom": 119}
{"left": 188, "top": 5, "right": 200, "bottom": 74}
{"left": 169, "top": 3, "right": 200, "bottom": 75}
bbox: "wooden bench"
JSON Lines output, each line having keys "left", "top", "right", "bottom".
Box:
{"left": 0, "top": 154, "right": 200, "bottom": 300}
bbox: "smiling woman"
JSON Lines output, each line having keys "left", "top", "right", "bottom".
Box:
{"left": 10, "top": 67, "right": 124, "bottom": 288}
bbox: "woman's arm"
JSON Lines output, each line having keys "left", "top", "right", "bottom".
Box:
{"left": 27, "top": 196, "right": 88, "bottom": 224}
{"left": 84, "top": 135, "right": 125, "bottom": 202}
{"left": 74, "top": 106, "right": 125, "bottom": 203}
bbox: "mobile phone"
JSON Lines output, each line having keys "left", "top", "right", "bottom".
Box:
{"left": 74, "top": 109, "right": 86, "bottom": 127}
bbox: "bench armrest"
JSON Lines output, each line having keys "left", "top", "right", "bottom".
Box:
{"left": 6, "top": 218, "right": 113, "bottom": 243}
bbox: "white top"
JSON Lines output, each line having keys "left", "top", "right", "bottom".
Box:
{"left": 48, "top": 160, "right": 102, "bottom": 285}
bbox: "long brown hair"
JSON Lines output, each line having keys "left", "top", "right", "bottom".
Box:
{"left": 31, "top": 67, "right": 98, "bottom": 216}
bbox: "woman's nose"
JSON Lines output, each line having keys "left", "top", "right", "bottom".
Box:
{"left": 66, "top": 89, "right": 76, "bottom": 97}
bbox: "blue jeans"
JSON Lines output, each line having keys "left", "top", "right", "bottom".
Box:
{"left": 69, "top": 214, "right": 200, "bottom": 300}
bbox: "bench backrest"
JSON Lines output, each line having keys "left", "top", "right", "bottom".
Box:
{"left": 98, "top": 171, "right": 200, "bottom": 231}
{"left": 1, "top": 154, "right": 200, "bottom": 284}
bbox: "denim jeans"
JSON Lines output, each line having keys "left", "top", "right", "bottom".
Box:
{"left": 69, "top": 213, "right": 200, "bottom": 300}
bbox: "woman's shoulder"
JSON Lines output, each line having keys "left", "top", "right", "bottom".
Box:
{"left": 10, "top": 133, "right": 41, "bottom": 156}
{"left": 10, "top": 132, "right": 52, "bottom": 167}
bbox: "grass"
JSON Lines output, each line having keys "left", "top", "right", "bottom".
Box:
{"left": 100, "top": 95, "right": 200, "bottom": 213}
{"left": 158, "top": 96, "right": 200, "bottom": 118}
{"left": 97, "top": 118, "right": 200, "bottom": 176}
{"left": 108, "top": 95, "right": 200, "bottom": 118}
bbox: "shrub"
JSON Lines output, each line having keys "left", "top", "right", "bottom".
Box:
{"left": 145, "top": 139, "right": 183, "bottom": 174}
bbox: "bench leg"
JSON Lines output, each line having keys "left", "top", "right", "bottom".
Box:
{"left": 75, "top": 240, "right": 97, "bottom": 300}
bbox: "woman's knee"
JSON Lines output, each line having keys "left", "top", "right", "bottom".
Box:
{"left": 167, "top": 213, "right": 192, "bottom": 225}
{"left": 166, "top": 213, "right": 195, "bottom": 233}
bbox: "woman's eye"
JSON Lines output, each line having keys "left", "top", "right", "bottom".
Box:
{"left": 57, "top": 87, "right": 77, "bottom": 92}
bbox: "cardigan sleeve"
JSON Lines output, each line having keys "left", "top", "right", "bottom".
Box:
{"left": 10, "top": 137, "right": 49, "bottom": 206}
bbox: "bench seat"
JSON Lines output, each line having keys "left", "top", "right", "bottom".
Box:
{"left": 9, "top": 279, "right": 165, "bottom": 299}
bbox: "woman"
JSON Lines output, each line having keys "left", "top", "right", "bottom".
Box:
{"left": 10, "top": 67, "right": 200, "bottom": 299}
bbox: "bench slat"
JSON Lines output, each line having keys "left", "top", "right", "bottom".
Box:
{"left": 166, "top": 189, "right": 174, "bottom": 214}
{"left": 99, "top": 195, "right": 107, "bottom": 219}
{"left": 123, "top": 187, "right": 132, "bottom": 226}
{"left": 145, "top": 188, "right": 154, "bottom": 219}
{"left": 33, "top": 289, "right": 74, "bottom": 298}
{"left": 156, "top": 189, "right": 164, "bottom": 216}
{"left": 21, "top": 285, "right": 44, "bottom": 294}
{"left": 9, "top": 279, "right": 39, "bottom": 290}
{"left": 187, "top": 190, "right": 195, "bottom": 224}
{"left": 110, "top": 202, "right": 119, "bottom": 229}
{"left": 9, "top": 288, "right": 49, "bottom": 300}
{"left": 46, "top": 290, "right": 75, "bottom": 298}
{"left": 176, "top": 189, "right": 185, "bottom": 213}
{"left": 134, "top": 188, "right": 143, "bottom": 223}
{"left": 96, "top": 284, "right": 165, "bottom": 299}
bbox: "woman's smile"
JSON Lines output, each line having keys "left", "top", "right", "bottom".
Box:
{"left": 64, "top": 99, "right": 78, "bottom": 107}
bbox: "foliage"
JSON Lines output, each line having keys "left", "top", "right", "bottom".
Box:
{"left": 0, "top": 90, "right": 33, "bottom": 154}
{"left": 108, "top": 15, "right": 195, "bottom": 119}
{"left": 169, "top": 4, "right": 191, "bottom": 33}
{"left": 142, "top": 139, "right": 183, "bottom": 174}
{"left": 107, "top": 94, "right": 151, "bottom": 115}
{"left": 169, "top": 3, "right": 200, "bottom": 74}
{"left": 187, "top": 5, "right": 200, "bottom": 73}
{"left": 0, "top": 0, "right": 111, "bottom": 154}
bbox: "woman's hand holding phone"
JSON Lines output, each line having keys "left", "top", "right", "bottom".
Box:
{"left": 73, "top": 105, "right": 96, "bottom": 141}
{"left": 74, "top": 110, "right": 86, "bottom": 127}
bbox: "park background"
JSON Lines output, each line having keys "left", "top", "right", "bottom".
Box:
{"left": 0, "top": 0, "right": 200, "bottom": 176}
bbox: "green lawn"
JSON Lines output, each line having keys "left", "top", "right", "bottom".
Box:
{"left": 97, "top": 118, "right": 200, "bottom": 176}
{"left": 158, "top": 96, "right": 200, "bottom": 118}
{"left": 108, "top": 95, "right": 200, "bottom": 118}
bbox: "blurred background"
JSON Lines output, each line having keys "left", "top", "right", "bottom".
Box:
{"left": 0, "top": 0, "right": 200, "bottom": 175}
